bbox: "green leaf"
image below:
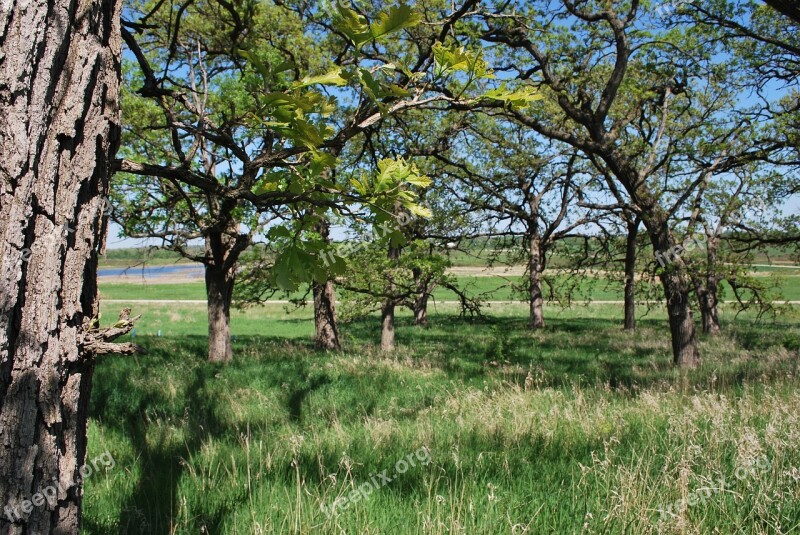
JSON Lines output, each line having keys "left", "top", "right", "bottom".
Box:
{"left": 236, "top": 49, "right": 270, "bottom": 84}
{"left": 369, "top": 3, "right": 422, "bottom": 40}
{"left": 333, "top": 3, "right": 372, "bottom": 46}
{"left": 432, "top": 43, "right": 472, "bottom": 73}
{"left": 358, "top": 68, "right": 385, "bottom": 103}
{"left": 294, "top": 67, "right": 350, "bottom": 89}
{"left": 483, "top": 84, "right": 543, "bottom": 109}
{"left": 267, "top": 225, "right": 292, "bottom": 240}
{"left": 252, "top": 171, "right": 285, "bottom": 195}
{"left": 405, "top": 203, "right": 432, "bottom": 218}
{"left": 404, "top": 173, "right": 431, "bottom": 188}
{"left": 273, "top": 60, "right": 295, "bottom": 74}
{"left": 432, "top": 43, "right": 494, "bottom": 80}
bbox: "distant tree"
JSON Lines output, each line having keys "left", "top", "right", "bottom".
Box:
{"left": 339, "top": 239, "right": 452, "bottom": 351}
{"left": 424, "top": 118, "right": 598, "bottom": 329}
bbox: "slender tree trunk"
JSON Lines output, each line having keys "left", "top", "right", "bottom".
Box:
{"left": 413, "top": 294, "right": 429, "bottom": 326}
{"left": 623, "top": 218, "right": 639, "bottom": 331}
{"left": 700, "top": 238, "right": 721, "bottom": 335}
{"left": 313, "top": 221, "right": 340, "bottom": 349}
{"left": 0, "top": 0, "right": 122, "bottom": 532}
{"left": 380, "top": 245, "right": 401, "bottom": 351}
{"left": 412, "top": 267, "right": 429, "bottom": 327}
{"left": 694, "top": 264, "right": 721, "bottom": 336}
{"left": 204, "top": 230, "right": 238, "bottom": 362}
{"left": 528, "top": 234, "right": 545, "bottom": 329}
{"left": 380, "top": 301, "right": 396, "bottom": 351}
{"left": 313, "top": 280, "right": 340, "bottom": 350}
{"left": 696, "top": 277, "right": 721, "bottom": 335}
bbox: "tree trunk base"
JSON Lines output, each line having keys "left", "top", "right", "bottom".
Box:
{"left": 314, "top": 280, "right": 341, "bottom": 350}
{"left": 380, "top": 301, "right": 395, "bottom": 352}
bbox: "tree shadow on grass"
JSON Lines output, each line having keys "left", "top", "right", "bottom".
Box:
{"left": 339, "top": 312, "right": 799, "bottom": 393}
{"left": 88, "top": 339, "right": 242, "bottom": 534}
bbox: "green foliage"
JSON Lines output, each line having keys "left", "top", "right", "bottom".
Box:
{"left": 339, "top": 239, "right": 452, "bottom": 321}
{"left": 332, "top": 2, "right": 422, "bottom": 46}
{"left": 483, "top": 83, "right": 543, "bottom": 109}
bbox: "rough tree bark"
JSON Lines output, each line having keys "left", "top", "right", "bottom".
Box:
{"left": 380, "top": 245, "right": 401, "bottom": 351}
{"left": 763, "top": 0, "right": 800, "bottom": 23}
{"left": 623, "top": 218, "right": 639, "bottom": 331}
{"left": 412, "top": 294, "right": 429, "bottom": 326}
{"left": 380, "top": 300, "right": 396, "bottom": 351}
{"left": 695, "top": 278, "right": 721, "bottom": 335}
{"left": 313, "top": 280, "right": 341, "bottom": 350}
{"left": 692, "top": 237, "right": 721, "bottom": 335}
{"left": 411, "top": 267, "right": 429, "bottom": 327}
{"left": 0, "top": 0, "right": 131, "bottom": 532}
{"left": 205, "top": 262, "right": 235, "bottom": 363}
{"left": 528, "top": 234, "right": 545, "bottom": 329}
{"left": 204, "top": 226, "right": 242, "bottom": 363}
{"left": 313, "top": 221, "right": 340, "bottom": 349}
{"left": 648, "top": 220, "right": 700, "bottom": 367}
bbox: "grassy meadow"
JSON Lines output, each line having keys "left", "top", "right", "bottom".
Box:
{"left": 98, "top": 270, "right": 800, "bottom": 303}
{"left": 83, "top": 293, "right": 800, "bottom": 533}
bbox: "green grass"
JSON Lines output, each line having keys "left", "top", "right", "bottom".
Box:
{"left": 100, "top": 282, "right": 208, "bottom": 301}
{"left": 99, "top": 270, "right": 800, "bottom": 302}
{"left": 83, "top": 301, "right": 800, "bottom": 534}
{"left": 100, "top": 247, "right": 199, "bottom": 267}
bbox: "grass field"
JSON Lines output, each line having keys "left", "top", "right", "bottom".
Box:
{"left": 98, "top": 271, "right": 800, "bottom": 302}
{"left": 83, "top": 298, "right": 800, "bottom": 534}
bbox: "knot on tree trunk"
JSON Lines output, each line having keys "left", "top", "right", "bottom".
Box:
{"left": 82, "top": 308, "right": 147, "bottom": 356}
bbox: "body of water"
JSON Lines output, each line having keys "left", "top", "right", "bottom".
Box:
{"left": 98, "top": 263, "right": 205, "bottom": 279}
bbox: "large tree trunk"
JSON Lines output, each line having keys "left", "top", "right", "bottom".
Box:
{"left": 623, "top": 218, "right": 639, "bottom": 331}
{"left": 528, "top": 234, "right": 545, "bottom": 329}
{"left": 313, "top": 220, "right": 340, "bottom": 349}
{"left": 661, "top": 272, "right": 700, "bottom": 367}
{"left": 649, "top": 224, "right": 700, "bottom": 368}
{"left": 313, "top": 280, "right": 340, "bottom": 350}
{"left": 205, "top": 262, "right": 234, "bottom": 362}
{"left": 204, "top": 230, "right": 238, "bottom": 362}
{"left": 0, "top": 0, "right": 122, "bottom": 532}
